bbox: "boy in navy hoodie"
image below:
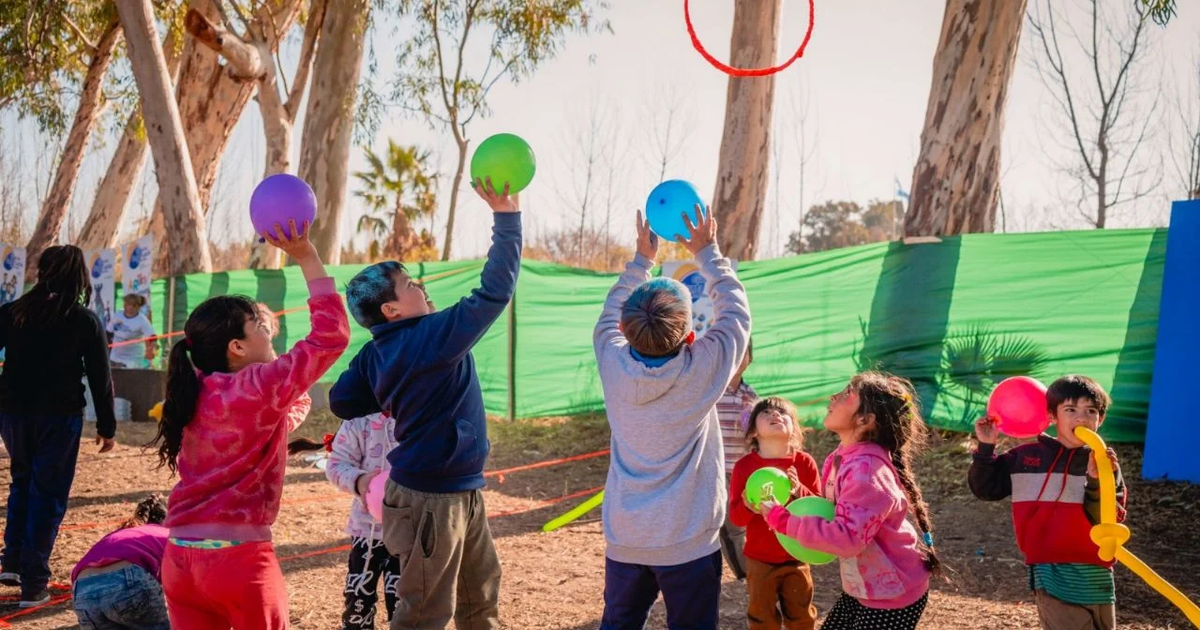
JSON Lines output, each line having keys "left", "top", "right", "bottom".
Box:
{"left": 330, "top": 178, "right": 520, "bottom": 630}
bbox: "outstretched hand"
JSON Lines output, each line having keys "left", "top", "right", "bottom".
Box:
{"left": 758, "top": 496, "right": 780, "bottom": 519}
{"left": 677, "top": 204, "right": 717, "bottom": 255}
{"left": 472, "top": 177, "right": 518, "bottom": 213}
{"left": 264, "top": 219, "right": 318, "bottom": 262}
{"left": 636, "top": 210, "right": 659, "bottom": 261}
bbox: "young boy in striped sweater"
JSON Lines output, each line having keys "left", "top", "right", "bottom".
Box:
{"left": 969, "top": 375, "right": 1126, "bottom": 630}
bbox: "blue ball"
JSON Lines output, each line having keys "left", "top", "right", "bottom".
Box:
{"left": 645, "top": 180, "right": 707, "bottom": 242}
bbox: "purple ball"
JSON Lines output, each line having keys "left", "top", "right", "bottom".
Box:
{"left": 250, "top": 174, "right": 317, "bottom": 240}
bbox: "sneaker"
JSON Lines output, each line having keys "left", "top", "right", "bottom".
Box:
{"left": 0, "top": 571, "right": 19, "bottom": 587}
{"left": 19, "top": 589, "right": 50, "bottom": 608}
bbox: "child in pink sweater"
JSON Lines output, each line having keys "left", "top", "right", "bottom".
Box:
{"left": 149, "top": 221, "right": 350, "bottom": 629}
{"left": 759, "top": 372, "right": 938, "bottom": 630}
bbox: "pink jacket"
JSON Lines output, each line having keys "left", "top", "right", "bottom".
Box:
{"left": 767, "top": 442, "right": 930, "bottom": 609}
{"left": 325, "top": 412, "right": 397, "bottom": 539}
{"left": 165, "top": 278, "right": 350, "bottom": 542}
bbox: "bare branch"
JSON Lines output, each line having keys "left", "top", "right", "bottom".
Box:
{"left": 62, "top": 13, "right": 97, "bottom": 54}
{"left": 285, "top": 0, "right": 326, "bottom": 115}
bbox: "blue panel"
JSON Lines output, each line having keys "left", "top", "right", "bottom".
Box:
{"left": 1143, "top": 200, "right": 1200, "bottom": 482}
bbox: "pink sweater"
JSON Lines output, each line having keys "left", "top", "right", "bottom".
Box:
{"left": 767, "top": 442, "right": 930, "bottom": 609}
{"left": 164, "top": 278, "right": 349, "bottom": 542}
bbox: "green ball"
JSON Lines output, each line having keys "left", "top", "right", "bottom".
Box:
{"left": 775, "top": 496, "right": 837, "bottom": 565}
{"left": 470, "top": 133, "right": 537, "bottom": 194}
{"left": 745, "top": 467, "right": 791, "bottom": 510}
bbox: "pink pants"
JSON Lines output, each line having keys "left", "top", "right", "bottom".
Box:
{"left": 162, "top": 541, "right": 288, "bottom": 629}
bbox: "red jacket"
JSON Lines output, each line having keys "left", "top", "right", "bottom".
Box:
{"left": 729, "top": 450, "right": 821, "bottom": 564}
{"left": 968, "top": 435, "right": 1127, "bottom": 567}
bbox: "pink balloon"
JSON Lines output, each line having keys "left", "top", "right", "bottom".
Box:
{"left": 249, "top": 174, "right": 316, "bottom": 240}
{"left": 987, "top": 376, "right": 1050, "bottom": 439}
{"left": 366, "top": 473, "right": 387, "bottom": 523}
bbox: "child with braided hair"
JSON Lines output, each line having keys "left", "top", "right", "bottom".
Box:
{"left": 759, "top": 372, "right": 938, "bottom": 630}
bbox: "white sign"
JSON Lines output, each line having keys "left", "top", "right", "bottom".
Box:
{"left": 120, "top": 235, "right": 153, "bottom": 318}
{"left": 0, "top": 245, "right": 25, "bottom": 308}
{"left": 661, "top": 259, "right": 739, "bottom": 339}
{"left": 86, "top": 248, "right": 117, "bottom": 329}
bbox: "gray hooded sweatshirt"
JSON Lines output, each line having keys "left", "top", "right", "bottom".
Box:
{"left": 594, "top": 244, "right": 751, "bottom": 566}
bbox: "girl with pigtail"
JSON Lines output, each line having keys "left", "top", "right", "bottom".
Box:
{"left": 147, "top": 221, "right": 350, "bottom": 628}
{"left": 759, "top": 372, "right": 938, "bottom": 630}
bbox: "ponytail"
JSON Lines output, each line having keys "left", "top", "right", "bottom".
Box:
{"left": 147, "top": 295, "right": 259, "bottom": 475}
{"left": 152, "top": 340, "right": 200, "bottom": 474}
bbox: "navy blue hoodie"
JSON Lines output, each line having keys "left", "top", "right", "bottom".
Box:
{"left": 329, "top": 213, "right": 521, "bottom": 493}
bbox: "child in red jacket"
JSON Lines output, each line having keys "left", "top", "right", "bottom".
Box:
{"left": 970, "top": 375, "right": 1126, "bottom": 630}
{"left": 729, "top": 397, "right": 822, "bottom": 630}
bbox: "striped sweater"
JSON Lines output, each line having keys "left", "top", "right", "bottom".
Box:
{"left": 968, "top": 435, "right": 1127, "bottom": 568}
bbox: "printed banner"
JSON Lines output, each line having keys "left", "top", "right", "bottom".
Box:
{"left": 86, "top": 248, "right": 117, "bottom": 330}
{"left": 0, "top": 245, "right": 26, "bottom": 308}
{"left": 120, "top": 235, "right": 153, "bottom": 318}
{"left": 661, "top": 259, "right": 739, "bottom": 339}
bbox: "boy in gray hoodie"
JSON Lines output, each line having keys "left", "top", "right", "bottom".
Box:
{"left": 594, "top": 207, "right": 751, "bottom": 630}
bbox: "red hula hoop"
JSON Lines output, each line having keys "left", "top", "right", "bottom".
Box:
{"left": 684, "top": 0, "right": 816, "bottom": 78}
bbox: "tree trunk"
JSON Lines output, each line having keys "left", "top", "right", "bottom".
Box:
{"left": 442, "top": 136, "right": 469, "bottom": 261}
{"left": 24, "top": 20, "right": 122, "bottom": 281}
{"left": 115, "top": 0, "right": 211, "bottom": 275}
{"left": 711, "top": 0, "right": 781, "bottom": 261}
{"left": 149, "top": 0, "right": 302, "bottom": 274}
{"left": 78, "top": 28, "right": 183, "bottom": 252}
{"left": 905, "top": 0, "right": 1028, "bottom": 237}
{"left": 299, "top": 0, "right": 371, "bottom": 264}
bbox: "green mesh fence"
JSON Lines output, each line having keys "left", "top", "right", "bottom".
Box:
{"left": 150, "top": 228, "right": 1165, "bottom": 442}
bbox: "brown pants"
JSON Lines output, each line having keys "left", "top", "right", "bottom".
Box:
{"left": 381, "top": 481, "right": 501, "bottom": 630}
{"left": 744, "top": 557, "right": 817, "bottom": 630}
{"left": 1035, "top": 590, "right": 1116, "bottom": 630}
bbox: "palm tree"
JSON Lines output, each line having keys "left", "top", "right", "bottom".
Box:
{"left": 354, "top": 140, "right": 438, "bottom": 260}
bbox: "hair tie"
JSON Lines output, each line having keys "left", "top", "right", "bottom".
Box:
{"left": 184, "top": 337, "right": 193, "bottom": 349}
{"left": 922, "top": 532, "right": 934, "bottom": 547}
{"left": 322, "top": 433, "right": 335, "bottom": 453}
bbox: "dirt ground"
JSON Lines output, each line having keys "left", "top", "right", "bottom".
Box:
{"left": 2, "top": 412, "right": 1198, "bottom": 629}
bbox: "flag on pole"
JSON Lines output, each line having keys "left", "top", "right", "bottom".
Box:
{"left": 895, "top": 177, "right": 911, "bottom": 201}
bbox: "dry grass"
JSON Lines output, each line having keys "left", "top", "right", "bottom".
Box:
{"left": 1, "top": 414, "right": 1196, "bottom": 629}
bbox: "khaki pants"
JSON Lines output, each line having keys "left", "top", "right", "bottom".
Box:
{"left": 1035, "top": 590, "right": 1115, "bottom": 630}
{"left": 382, "top": 481, "right": 501, "bottom": 630}
{"left": 744, "top": 557, "right": 817, "bottom": 630}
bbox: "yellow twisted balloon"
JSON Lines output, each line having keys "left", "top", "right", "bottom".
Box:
{"left": 1073, "top": 426, "right": 1200, "bottom": 627}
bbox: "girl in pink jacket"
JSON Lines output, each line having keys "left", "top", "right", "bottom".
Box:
{"left": 759, "top": 372, "right": 938, "bottom": 630}
{"left": 149, "top": 222, "right": 350, "bottom": 629}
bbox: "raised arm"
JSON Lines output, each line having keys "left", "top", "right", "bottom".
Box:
{"left": 424, "top": 179, "right": 522, "bottom": 365}
{"left": 239, "top": 221, "right": 350, "bottom": 418}
{"left": 678, "top": 206, "right": 751, "bottom": 388}
{"left": 595, "top": 210, "right": 657, "bottom": 356}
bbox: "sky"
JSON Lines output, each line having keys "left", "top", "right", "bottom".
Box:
{"left": 1, "top": 0, "right": 1198, "bottom": 260}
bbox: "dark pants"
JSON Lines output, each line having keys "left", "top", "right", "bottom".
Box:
{"left": 344, "top": 536, "right": 401, "bottom": 629}
{"left": 0, "top": 412, "right": 83, "bottom": 595}
{"left": 821, "top": 592, "right": 928, "bottom": 630}
{"left": 600, "top": 551, "right": 722, "bottom": 630}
